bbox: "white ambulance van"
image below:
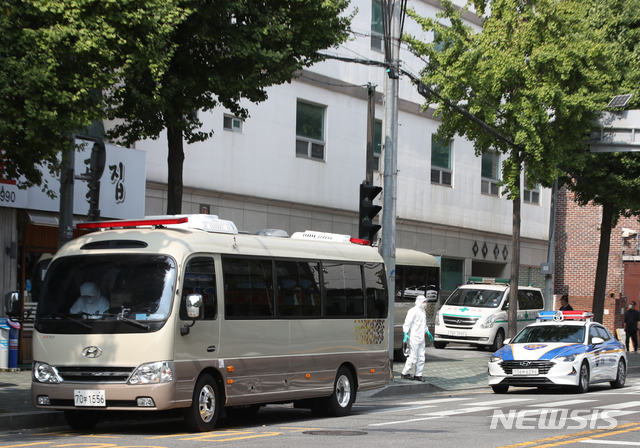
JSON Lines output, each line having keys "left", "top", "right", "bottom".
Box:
{"left": 433, "top": 278, "right": 544, "bottom": 351}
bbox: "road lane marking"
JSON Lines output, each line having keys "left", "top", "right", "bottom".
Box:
{"left": 468, "top": 398, "right": 536, "bottom": 406}
{"left": 0, "top": 443, "right": 52, "bottom": 448}
{"left": 529, "top": 400, "right": 597, "bottom": 407}
{"left": 580, "top": 440, "right": 640, "bottom": 445}
{"left": 404, "top": 397, "right": 471, "bottom": 405}
{"left": 596, "top": 401, "right": 640, "bottom": 410}
{"left": 495, "top": 422, "right": 640, "bottom": 448}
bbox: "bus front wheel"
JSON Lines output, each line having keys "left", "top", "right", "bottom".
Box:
{"left": 184, "top": 373, "right": 220, "bottom": 432}
{"left": 325, "top": 366, "right": 356, "bottom": 417}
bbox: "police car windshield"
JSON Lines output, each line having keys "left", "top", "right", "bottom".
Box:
{"left": 445, "top": 288, "right": 504, "bottom": 308}
{"left": 512, "top": 325, "right": 585, "bottom": 344}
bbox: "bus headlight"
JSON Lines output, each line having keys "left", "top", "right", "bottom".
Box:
{"left": 33, "top": 362, "right": 61, "bottom": 384}
{"left": 481, "top": 314, "right": 496, "bottom": 329}
{"left": 128, "top": 361, "right": 175, "bottom": 385}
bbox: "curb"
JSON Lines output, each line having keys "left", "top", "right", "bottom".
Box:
{"left": 0, "top": 411, "right": 65, "bottom": 431}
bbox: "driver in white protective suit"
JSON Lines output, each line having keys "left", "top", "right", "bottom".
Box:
{"left": 70, "top": 282, "right": 110, "bottom": 316}
{"left": 400, "top": 293, "right": 434, "bottom": 382}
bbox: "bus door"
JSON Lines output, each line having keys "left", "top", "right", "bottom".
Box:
{"left": 174, "top": 255, "right": 220, "bottom": 381}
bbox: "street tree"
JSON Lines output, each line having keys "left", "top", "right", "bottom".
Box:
{"left": 0, "top": 0, "right": 186, "bottom": 195}
{"left": 563, "top": 151, "right": 640, "bottom": 323}
{"left": 404, "top": 0, "right": 618, "bottom": 336}
{"left": 104, "top": 0, "right": 352, "bottom": 214}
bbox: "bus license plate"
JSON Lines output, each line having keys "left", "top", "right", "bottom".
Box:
{"left": 512, "top": 369, "right": 538, "bottom": 375}
{"left": 448, "top": 331, "right": 467, "bottom": 337}
{"left": 74, "top": 389, "right": 106, "bottom": 407}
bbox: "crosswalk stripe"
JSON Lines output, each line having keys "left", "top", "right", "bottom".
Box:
{"left": 529, "top": 399, "right": 597, "bottom": 407}
{"left": 468, "top": 398, "right": 536, "bottom": 406}
{"left": 596, "top": 401, "right": 640, "bottom": 410}
{"left": 404, "top": 397, "right": 470, "bottom": 405}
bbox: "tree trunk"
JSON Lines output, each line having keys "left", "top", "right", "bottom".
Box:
{"left": 592, "top": 200, "right": 614, "bottom": 324}
{"left": 508, "top": 178, "right": 521, "bottom": 339}
{"left": 166, "top": 125, "right": 184, "bottom": 215}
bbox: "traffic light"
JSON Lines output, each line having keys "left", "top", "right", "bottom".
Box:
{"left": 359, "top": 182, "right": 382, "bottom": 241}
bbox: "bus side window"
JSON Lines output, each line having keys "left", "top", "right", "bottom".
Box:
{"left": 223, "top": 257, "right": 274, "bottom": 319}
{"left": 180, "top": 257, "right": 217, "bottom": 320}
{"left": 323, "top": 262, "right": 365, "bottom": 317}
{"left": 364, "top": 262, "right": 387, "bottom": 318}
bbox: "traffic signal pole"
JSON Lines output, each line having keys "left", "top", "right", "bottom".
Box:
{"left": 381, "top": 0, "right": 401, "bottom": 364}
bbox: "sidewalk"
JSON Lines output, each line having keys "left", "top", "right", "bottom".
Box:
{"left": 1, "top": 349, "right": 639, "bottom": 431}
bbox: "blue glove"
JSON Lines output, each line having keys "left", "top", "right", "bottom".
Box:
{"left": 425, "top": 328, "right": 434, "bottom": 341}
{"left": 403, "top": 332, "right": 409, "bottom": 343}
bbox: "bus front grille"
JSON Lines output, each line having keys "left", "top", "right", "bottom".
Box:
{"left": 55, "top": 366, "right": 135, "bottom": 383}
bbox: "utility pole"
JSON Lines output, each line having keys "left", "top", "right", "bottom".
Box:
{"left": 381, "top": 0, "right": 401, "bottom": 364}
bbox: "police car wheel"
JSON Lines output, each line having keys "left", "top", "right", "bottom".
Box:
{"left": 610, "top": 358, "right": 626, "bottom": 389}
{"left": 492, "top": 384, "right": 509, "bottom": 394}
{"left": 576, "top": 362, "right": 590, "bottom": 393}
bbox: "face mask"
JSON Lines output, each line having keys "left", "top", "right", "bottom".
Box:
{"left": 420, "top": 302, "right": 427, "bottom": 310}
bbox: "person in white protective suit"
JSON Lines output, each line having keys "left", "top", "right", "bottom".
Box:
{"left": 400, "top": 293, "right": 435, "bottom": 382}
{"left": 70, "top": 282, "right": 110, "bottom": 316}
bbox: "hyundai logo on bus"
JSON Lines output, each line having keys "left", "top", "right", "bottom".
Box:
{"left": 82, "top": 346, "right": 102, "bottom": 358}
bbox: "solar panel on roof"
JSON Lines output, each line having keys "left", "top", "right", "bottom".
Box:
{"left": 607, "top": 94, "right": 632, "bottom": 108}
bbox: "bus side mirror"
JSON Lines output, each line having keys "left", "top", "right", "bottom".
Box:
{"left": 185, "top": 294, "right": 203, "bottom": 319}
{"left": 4, "top": 292, "right": 20, "bottom": 318}
{"left": 181, "top": 294, "right": 203, "bottom": 336}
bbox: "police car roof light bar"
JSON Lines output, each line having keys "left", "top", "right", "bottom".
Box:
{"left": 536, "top": 310, "right": 594, "bottom": 322}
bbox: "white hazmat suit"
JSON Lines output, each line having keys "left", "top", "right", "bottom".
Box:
{"left": 401, "top": 294, "right": 430, "bottom": 380}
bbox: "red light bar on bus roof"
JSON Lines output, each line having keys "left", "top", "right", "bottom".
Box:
{"left": 77, "top": 217, "right": 189, "bottom": 230}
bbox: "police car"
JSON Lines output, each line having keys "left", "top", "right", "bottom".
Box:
{"left": 488, "top": 310, "right": 627, "bottom": 393}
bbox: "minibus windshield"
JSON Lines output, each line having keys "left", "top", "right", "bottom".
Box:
{"left": 444, "top": 288, "right": 504, "bottom": 308}
{"left": 35, "top": 254, "right": 176, "bottom": 334}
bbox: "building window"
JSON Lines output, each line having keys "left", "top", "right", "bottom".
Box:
{"left": 523, "top": 172, "right": 540, "bottom": 204}
{"left": 223, "top": 115, "right": 243, "bottom": 132}
{"left": 374, "top": 120, "right": 382, "bottom": 172}
{"left": 431, "top": 136, "right": 452, "bottom": 186}
{"left": 434, "top": 27, "right": 452, "bottom": 53}
{"left": 296, "top": 101, "right": 325, "bottom": 161}
{"left": 481, "top": 151, "right": 500, "bottom": 196}
{"left": 441, "top": 257, "right": 464, "bottom": 294}
{"left": 371, "top": 0, "right": 384, "bottom": 52}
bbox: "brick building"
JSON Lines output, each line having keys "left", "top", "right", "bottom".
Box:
{"left": 554, "top": 186, "right": 640, "bottom": 335}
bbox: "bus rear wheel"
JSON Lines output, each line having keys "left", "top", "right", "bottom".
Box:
{"left": 184, "top": 373, "right": 220, "bottom": 432}
{"left": 325, "top": 366, "right": 356, "bottom": 417}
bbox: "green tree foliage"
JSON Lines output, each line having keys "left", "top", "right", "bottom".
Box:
{"left": 404, "top": 0, "right": 628, "bottom": 332}
{"left": 0, "top": 0, "right": 186, "bottom": 194}
{"left": 104, "top": 0, "right": 352, "bottom": 214}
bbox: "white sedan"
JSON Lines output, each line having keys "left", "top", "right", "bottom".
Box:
{"left": 488, "top": 311, "right": 627, "bottom": 393}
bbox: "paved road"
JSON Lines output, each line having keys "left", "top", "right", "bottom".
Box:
{"left": 1, "top": 346, "right": 638, "bottom": 432}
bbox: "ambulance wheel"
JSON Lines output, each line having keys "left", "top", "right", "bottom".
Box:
{"left": 325, "top": 366, "right": 355, "bottom": 417}
{"left": 576, "top": 362, "right": 590, "bottom": 393}
{"left": 492, "top": 384, "right": 509, "bottom": 394}
{"left": 184, "top": 373, "right": 220, "bottom": 432}
{"left": 64, "top": 410, "right": 99, "bottom": 430}
{"left": 490, "top": 330, "right": 505, "bottom": 352}
{"left": 610, "top": 358, "right": 626, "bottom": 389}
{"left": 434, "top": 341, "right": 447, "bottom": 349}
